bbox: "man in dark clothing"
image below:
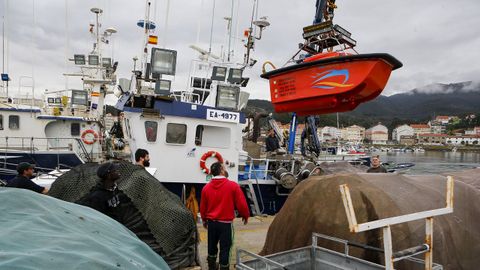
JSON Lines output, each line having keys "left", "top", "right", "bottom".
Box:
{"left": 78, "top": 162, "right": 125, "bottom": 219}
{"left": 265, "top": 128, "right": 280, "bottom": 152}
{"left": 200, "top": 162, "right": 250, "bottom": 270}
{"left": 78, "top": 163, "right": 164, "bottom": 255}
{"left": 367, "top": 155, "right": 388, "bottom": 173}
{"left": 6, "top": 162, "right": 47, "bottom": 194}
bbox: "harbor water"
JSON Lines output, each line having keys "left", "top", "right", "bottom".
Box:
{"left": 375, "top": 151, "right": 480, "bottom": 174}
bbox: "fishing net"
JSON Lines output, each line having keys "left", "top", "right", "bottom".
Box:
{"left": 48, "top": 162, "right": 198, "bottom": 269}
{"left": 260, "top": 171, "right": 480, "bottom": 270}
{"left": 0, "top": 188, "right": 169, "bottom": 269}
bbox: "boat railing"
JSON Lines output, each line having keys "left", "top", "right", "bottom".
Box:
{"left": 0, "top": 136, "right": 96, "bottom": 163}
{"left": 241, "top": 155, "right": 297, "bottom": 181}
{"left": 171, "top": 91, "right": 203, "bottom": 105}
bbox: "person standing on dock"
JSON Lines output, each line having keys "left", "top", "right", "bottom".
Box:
{"left": 135, "top": 148, "right": 150, "bottom": 167}
{"left": 6, "top": 163, "right": 48, "bottom": 194}
{"left": 200, "top": 162, "right": 250, "bottom": 270}
{"left": 367, "top": 155, "right": 388, "bottom": 173}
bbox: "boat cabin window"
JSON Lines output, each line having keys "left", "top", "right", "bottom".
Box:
{"left": 9, "top": 115, "right": 19, "bottom": 130}
{"left": 194, "top": 125, "right": 231, "bottom": 148}
{"left": 0, "top": 115, "right": 3, "bottom": 130}
{"left": 166, "top": 123, "right": 187, "bottom": 144}
{"left": 71, "top": 123, "right": 81, "bottom": 136}
{"left": 145, "top": 121, "right": 158, "bottom": 142}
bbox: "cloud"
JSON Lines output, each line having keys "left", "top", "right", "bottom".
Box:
{"left": 1, "top": 0, "right": 479, "bottom": 101}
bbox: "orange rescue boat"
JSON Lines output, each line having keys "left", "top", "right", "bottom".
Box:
{"left": 261, "top": 52, "right": 402, "bottom": 115}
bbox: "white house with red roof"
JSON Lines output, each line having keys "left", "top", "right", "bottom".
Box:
{"left": 365, "top": 124, "right": 388, "bottom": 144}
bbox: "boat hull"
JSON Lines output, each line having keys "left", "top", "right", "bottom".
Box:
{"left": 261, "top": 53, "right": 402, "bottom": 115}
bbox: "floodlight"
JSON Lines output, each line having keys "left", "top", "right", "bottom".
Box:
{"left": 150, "top": 48, "right": 177, "bottom": 76}
{"left": 227, "top": 68, "right": 243, "bottom": 84}
{"left": 154, "top": 79, "right": 171, "bottom": 95}
{"left": 88, "top": 55, "right": 99, "bottom": 65}
{"left": 211, "top": 66, "right": 227, "bottom": 81}
{"left": 102, "top": 57, "right": 112, "bottom": 67}
{"left": 216, "top": 85, "right": 240, "bottom": 110}
{"left": 71, "top": 90, "right": 88, "bottom": 106}
{"left": 74, "top": 54, "right": 86, "bottom": 65}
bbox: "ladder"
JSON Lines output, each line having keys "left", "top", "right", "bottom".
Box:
{"left": 239, "top": 180, "right": 261, "bottom": 216}
{"left": 339, "top": 176, "right": 454, "bottom": 270}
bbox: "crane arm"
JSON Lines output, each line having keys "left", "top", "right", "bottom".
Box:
{"left": 313, "top": 0, "right": 337, "bottom": 25}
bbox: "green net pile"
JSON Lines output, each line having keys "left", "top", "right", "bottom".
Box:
{"left": 49, "top": 162, "right": 198, "bottom": 269}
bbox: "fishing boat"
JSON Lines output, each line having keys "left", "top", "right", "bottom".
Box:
{"left": 0, "top": 7, "right": 117, "bottom": 180}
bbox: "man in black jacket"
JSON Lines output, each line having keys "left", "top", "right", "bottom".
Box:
{"left": 6, "top": 162, "right": 48, "bottom": 194}
{"left": 265, "top": 128, "right": 280, "bottom": 152}
{"left": 78, "top": 162, "right": 125, "bottom": 219}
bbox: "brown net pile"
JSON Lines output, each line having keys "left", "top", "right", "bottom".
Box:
{"left": 260, "top": 171, "right": 480, "bottom": 270}
{"left": 48, "top": 162, "right": 198, "bottom": 269}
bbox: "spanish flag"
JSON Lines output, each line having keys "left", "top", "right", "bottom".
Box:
{"left": 148, "top": 35, "right": 158, "bottom": 45}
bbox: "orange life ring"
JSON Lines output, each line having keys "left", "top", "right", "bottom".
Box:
{"left": 81, "top": 129, "right": 99, "bottom": 145}
{"left": 199, "top": 151, "right": 224, "bottom": 174}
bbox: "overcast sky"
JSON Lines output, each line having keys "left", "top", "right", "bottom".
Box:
{"left": 1, "top": 0, "right": 479, "bottom": 100}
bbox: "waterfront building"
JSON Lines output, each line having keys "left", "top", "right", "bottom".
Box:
{"left": 410, "top": 124, "right": 431, "bottom": 138}
{"left": 340, "top": 125, "right": 365, "bottom": 143}
{"left": 446, "top": 135, "right": 480, "bottom": 145}
{"left": 392, "top": 124, "right": 415, "bottom": 142}
{"left": 319, "top": 126, "right": 341, "bottom": 142}
{"left": 399, "top": 135, "right": 416, "bottom": 146}
{"left": 365, "top": 124, "right": 388, "bottom": 145}
{"left": 428, "top": 120, "right": 446, "bottom": 134}
{"left": 418, "top": 133, "right": 447, "bottom": 145}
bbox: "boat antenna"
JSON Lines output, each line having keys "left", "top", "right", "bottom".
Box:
{"left": 226, "top": 0, "right": 234, "bottom": 62}
{"left": 90, "top": 7, "right": 103, "bottom": 55}
{"left": 64, "top": 0, "right": 70, "bottom": 91}
{"left": 31, "top": 0, "right": 36, "bottom": 104}
{"left": 208, "top": 0, "right": 216, "bottom": 55}
{"left": 163, "top": 0, "right": 170, "bottom": 48}
{"left": 195, "top": 0, "right": 205, "bottom": 45}
{"left": 141, "top": 1, "right": 152, "bottom": 74}
{"left": 2, "top": 14, "right": 5, "bottom": 93}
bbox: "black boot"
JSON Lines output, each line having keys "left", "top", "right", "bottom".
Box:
{"left": 219, "top": 264, "right": 229, "bottom": 270}
{"left": 207, "top": 256, "right": 218, "bottom": 270}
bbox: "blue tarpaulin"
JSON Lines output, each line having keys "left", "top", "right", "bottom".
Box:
{"left": 0, "top": 188, "right": 169, "bottom": 269}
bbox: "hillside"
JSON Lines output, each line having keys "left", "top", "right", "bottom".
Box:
{"left": 245, "top": 81, "right": 480, "bottom": 130}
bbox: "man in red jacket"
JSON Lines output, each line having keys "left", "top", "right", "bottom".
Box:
{"left": 200, "top": 162, "right": 250, "bottom": 270}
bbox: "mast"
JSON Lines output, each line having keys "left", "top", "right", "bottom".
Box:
{"left": 2, "top": 13, "right": 5, "bottom": 94}
{"left": 64, "top": 0, "right": 69, "bottom": 91}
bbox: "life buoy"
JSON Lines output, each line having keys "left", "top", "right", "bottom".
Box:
{"left": 81, "top": 129, "right": 99, "bottom": 145}
{"left": 199, "top": 151, "right": 224, "bottom": 174}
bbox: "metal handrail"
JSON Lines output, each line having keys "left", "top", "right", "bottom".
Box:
{"left": 236, "top": 249, "right": 286, "bottom": 270}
